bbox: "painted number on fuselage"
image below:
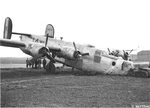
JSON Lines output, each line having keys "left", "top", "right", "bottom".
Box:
{"left": 32, "top": 37, "right": 44, "bottom": 43}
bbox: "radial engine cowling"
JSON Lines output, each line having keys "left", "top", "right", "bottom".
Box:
{"left": 27, "top": 44, "right": 48, "bottom": 57}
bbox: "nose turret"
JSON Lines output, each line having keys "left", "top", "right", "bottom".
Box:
{"left": 122, "top": 60, "right": 134, "bottom": 72}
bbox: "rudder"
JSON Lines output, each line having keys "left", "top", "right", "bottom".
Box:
{"left": 45, "top": 24, "right": 54, "bottom": 38}
{"left": 3, "top": 17, "right": 12, "bottom": 39}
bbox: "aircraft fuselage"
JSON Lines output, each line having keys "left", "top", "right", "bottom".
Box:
{"left": 19, "top": 35, "right": 134, "bottom": 75}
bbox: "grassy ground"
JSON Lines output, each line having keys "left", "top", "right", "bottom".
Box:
{"left": 1, "top": 68, "right": 150, "bottom": 107}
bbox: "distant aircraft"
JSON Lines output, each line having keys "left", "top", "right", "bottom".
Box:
{"left": 0, "top": 17, "right": 149, "bottom": 77}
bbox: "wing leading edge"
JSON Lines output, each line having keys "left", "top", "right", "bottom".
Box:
{"left": 0, "top": 39, "right": 26, "bottom": 48}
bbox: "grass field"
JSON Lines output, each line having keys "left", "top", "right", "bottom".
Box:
{"left": 1, "top": 68, "right": 150, "bottom": 107}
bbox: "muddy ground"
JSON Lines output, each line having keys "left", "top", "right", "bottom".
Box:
{"left": 0, "top": 68, "right": 150, "bottom": 107}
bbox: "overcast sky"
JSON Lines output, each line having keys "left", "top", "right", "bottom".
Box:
{"left": 0, "top": 0, "right": 150, "bottom": 57}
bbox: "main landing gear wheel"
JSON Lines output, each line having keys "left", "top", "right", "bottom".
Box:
{"left": 45, "top": 62, "right": 56, "bottom": 74}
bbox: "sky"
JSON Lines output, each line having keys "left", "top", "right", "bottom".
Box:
{"left": 0, "top": 0, "right": 150, "bottom": 57}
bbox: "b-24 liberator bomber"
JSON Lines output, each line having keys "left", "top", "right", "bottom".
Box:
{"left": 0, "top": 17, "right": 149, "bottom": 77}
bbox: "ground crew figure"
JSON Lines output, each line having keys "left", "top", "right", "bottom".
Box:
{"left": 38, "top": 59, "right": 41, "bottom": 68}
{"left": 26, "top": 58, "right": 29, "bottom": 68}
{"left": 35, "top": 59, "right": 38, "bottom": 69}
{"left": 43, "top": 59, "right": 47, "bottom": 69}
{"left": 28, "top": 61, "right": 32, "bottom": 68}
{"left": 31, "top": 61, "right": 34, "bottom": 68}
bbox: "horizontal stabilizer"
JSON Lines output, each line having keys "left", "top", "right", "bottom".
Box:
{"left": 0, "top": 39, "right": 26, "bottom": 48}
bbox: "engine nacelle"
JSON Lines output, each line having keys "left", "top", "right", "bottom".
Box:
{"left": 58, "top": 47, "right": 79, "bottom": 60}
{"left": 3, "top": 17, "right": 12, "bottom": 39}
{"left": 26, "top": 44, "right": 48, "bottom": 57}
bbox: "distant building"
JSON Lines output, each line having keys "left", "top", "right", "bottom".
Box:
{"left": 137, "top": 50, "right": 150, "bottom": 62}
{"left": 130, "top": 50, "right": 150, "bottom": 62}
{"left": 129, "top": 54, "right": 137, "bottom": 61}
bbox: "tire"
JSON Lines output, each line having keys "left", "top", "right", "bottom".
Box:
{"left": 45, "top": 62, "right": 55, "bottom": 73}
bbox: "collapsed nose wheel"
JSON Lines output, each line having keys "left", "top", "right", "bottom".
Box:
{"left": 45, "top": 62, "right": 55, "bottom": 73}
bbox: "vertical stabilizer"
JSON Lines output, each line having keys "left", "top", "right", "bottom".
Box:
{"left": 3, "top": 17, "right": 12, "bottom": 39}
{"left": 45, "top": 24, "right": 54, "bottom": 38}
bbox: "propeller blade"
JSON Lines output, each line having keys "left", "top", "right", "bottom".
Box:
{"left": 81, "top": 53, "right": 89, "bottom": 56}
{"left": 123, "top": 50, "right": 126, "bottom": 54}
{"left": 73, "top": 42, "right": 77, "bottom": 51}
{"left": 107, "top": 48, "right": 111, "bottom": 54}
{"left": 45, "top": 34, "right": 49, "bottom": 47}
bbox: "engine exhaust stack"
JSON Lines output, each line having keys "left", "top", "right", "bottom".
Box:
{"left": 3, "top": 17, "right": 12, "bottom": 39}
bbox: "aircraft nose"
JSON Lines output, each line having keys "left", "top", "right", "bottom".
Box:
{"left": 122, "top": 61, "right": 134, "bottom": 71}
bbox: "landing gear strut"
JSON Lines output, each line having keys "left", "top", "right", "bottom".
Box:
{"left": 45, "top": 62, "right": 55, "bottom": 73}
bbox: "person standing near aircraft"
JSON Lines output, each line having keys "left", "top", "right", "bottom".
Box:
{"left": 31, "top": 61, "right": 34, "bottom": 68}
{"left": 26, "top": 58, "right": 29, "bottom": 68}
{"left": 37, "top": 59, "right": 41, "bottom": 68}
{"left": 34, "top": 59, "right": 38, "bottom": 69}
{"left": 43, "top": 59, "right": 47, "bottom": 69}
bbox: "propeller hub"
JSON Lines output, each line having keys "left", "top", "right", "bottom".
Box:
{"left": 73, "top": 51, "right": 80, "bottom": 58}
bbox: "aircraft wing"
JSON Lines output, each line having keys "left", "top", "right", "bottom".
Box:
{"left": 0, "top": 39, "right": 26, "bottom": 48}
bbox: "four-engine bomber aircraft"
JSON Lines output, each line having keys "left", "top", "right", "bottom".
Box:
{"left": 0, "top": 17, "right": 149, "bottom": 77}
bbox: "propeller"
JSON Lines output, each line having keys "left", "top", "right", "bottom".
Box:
{"left": 30, "top": 47, "right": 55, "bottom": 63}
{"left": 73, "top": 42, "right": 89, "bottom": 58}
